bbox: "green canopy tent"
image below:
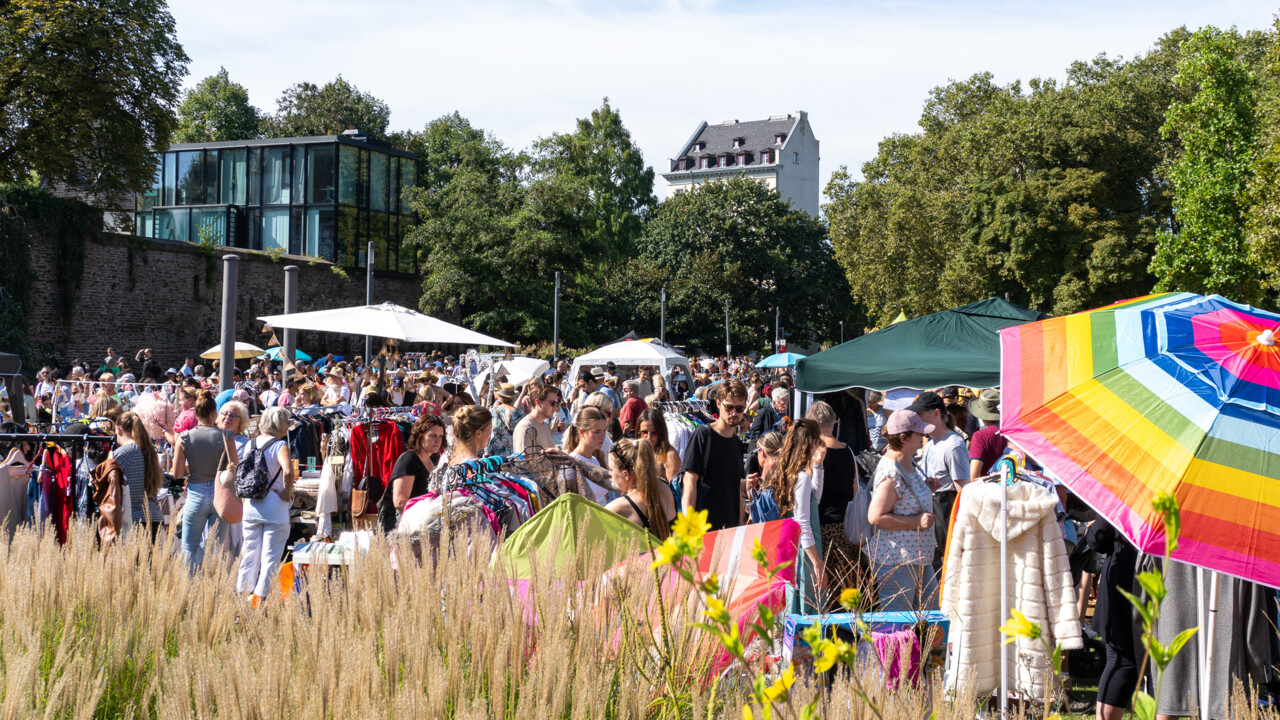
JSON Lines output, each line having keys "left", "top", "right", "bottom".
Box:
{"left": 795, "top": 298, "right": 1046, "bottom": 393}
{"left": 499, "top": 494, "right": 656, "bottom": 580}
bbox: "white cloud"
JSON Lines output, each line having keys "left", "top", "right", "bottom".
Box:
{"left": 168, "top": 0, "right": 1276, "bottom": 201}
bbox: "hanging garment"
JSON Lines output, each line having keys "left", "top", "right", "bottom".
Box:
{"left": 350, "top": 420, "right": 407, "bottom": 496}
{"left": 41, "top": 447, "right": 74, "bottom": 545}
{"left": 871, "top": 628, "right": 922, "bottom": 690}
{"left": 940, "top": 480, "right": 1082, "bottom": 699}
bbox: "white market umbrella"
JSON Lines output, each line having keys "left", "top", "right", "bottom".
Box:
{"left": 200, "top": 342, "right": 266, "bottom": 360}
{"left": 258, "top": 302, "right": 514, "bottom": 347}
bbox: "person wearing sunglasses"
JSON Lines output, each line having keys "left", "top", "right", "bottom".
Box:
{"left": 679, "top": 380, "right": 750, "bottom": 530}
{"left": 513, "top": 383, "right": 561, "bottom": 454}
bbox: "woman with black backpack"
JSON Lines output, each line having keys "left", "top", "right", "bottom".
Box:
{"left": 236, "top": 406, "right": 294, "bottom": 608}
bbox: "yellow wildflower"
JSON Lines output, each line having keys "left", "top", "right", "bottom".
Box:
{"left": 672, "top": 508, "right": 711, "bottom": 542}
{"left": 839, "top": 588, "right": 862, "bottom": 610}
{"left": 762, "top": 664, "right": 796, "bottom": 703}
{"left": 751, "top": 538, "right": 768, "bottom": 568}
{"left": 699, "top": 572, "right": 720, "bottom": 595}
{"left": 813, "top": 640, "right": 839, "bottom": 673}
{"left": 649, "top": 540, "right": 681, "bottom": 570}
{"left": 999, "top": 608, "right": 1042, "bottom": 645}
{"left": 703, "top": 595, "right": 730, "bottom": 626}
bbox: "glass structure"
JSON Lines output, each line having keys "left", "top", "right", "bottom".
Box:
{"left": 132, "top": 134, "right": 417, "bottom": 272}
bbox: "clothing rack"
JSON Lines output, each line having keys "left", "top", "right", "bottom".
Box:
{"left": 348, "top": 407, "right": 417, "bottom": 420}
{"left": 0, "top": 432, "right": 113, "bottom": 444}
{"left": 656, "top": 399, "right": 706, "bottom": 411}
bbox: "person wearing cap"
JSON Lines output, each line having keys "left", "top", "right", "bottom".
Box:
{"left": 594, "top": 367, "right": 620, "bottom": 411}
{"left": 968, "top": 389, "right": 1006, "bottom": 478}
{"left": 486, "top": 382, "right": 524, "bottom": 456}
{"left": 867, "top": 409, "right": 939, "bottom": 611}
{"left": 911, "top": 391, "right": 970, "bottom": 573}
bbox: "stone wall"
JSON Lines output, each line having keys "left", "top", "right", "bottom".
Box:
{"left": 27, "top": 232, "right": 423, "bottom": 372}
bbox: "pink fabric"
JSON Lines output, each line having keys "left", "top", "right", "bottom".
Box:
{"left": 872, "top": 629, "right": 922, "bottom": 690}
{"left": 173, "top": 409, "right": 197, "bottom": 434}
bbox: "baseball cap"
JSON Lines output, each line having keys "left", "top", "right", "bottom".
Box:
{"left": 940, "top": 385, "right": 960, "bottom": 400}
{"left": 907, "top": 391, "right": 945, "bottom": 414}
{"left": 165, "top": 368, "right": 178, "bottom": 376}
{"left": 885, "top": 409, "right": 935, "bottom": 435}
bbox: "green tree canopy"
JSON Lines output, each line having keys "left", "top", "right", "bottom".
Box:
{"left": 403, "top": 115, "right": 597, "bottom": 342}
{"left": 263, "top": 76, "right": 391, "bottom": 140}
{"left": 1150, "top": 26, "right": 1268, "bottom": 302}
{"left": 533, "top": 98, "right": 657, "bottom": 260}
{"left": 632, "top": 177, "right": 845, "bottom": 353}
{"left": 827, "top": 36, "right": 1188, "bottom": 324}
{"left": 0, "top": 0, "right": 188, "bottom": 197}
{"left": 174, "top": 67, "right": 262, "bottom": 143}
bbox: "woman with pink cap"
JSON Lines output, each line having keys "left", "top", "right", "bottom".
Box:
{"left": 866, "top": 409, "right": 940, "bottom": 611}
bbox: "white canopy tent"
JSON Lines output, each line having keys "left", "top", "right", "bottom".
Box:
{"left": 471, "top": 357, "right": 551, "bottom": 397}
{"left": 568, "top": 340, "right": 691, "bottom": 383}
{"left": 258, "top": 302, "right": 514, "bottom": 347}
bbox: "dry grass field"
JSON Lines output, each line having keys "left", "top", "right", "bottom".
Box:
{"left": 0, "top": 522, "right": 1270, "bottom": 719}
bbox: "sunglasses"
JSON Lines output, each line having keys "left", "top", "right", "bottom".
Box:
{"left": 721, "top": 404, "right": 747, "bottom": 414}
{"left": 544, "top": 397, "right": 561, "bottom": 406}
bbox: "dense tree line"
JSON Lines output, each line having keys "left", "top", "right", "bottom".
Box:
{"left": 7, "top": 0, "right": 1280, "bottom": 355}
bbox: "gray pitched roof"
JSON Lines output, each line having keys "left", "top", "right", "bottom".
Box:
{"left": 667, "top": 115, "right": 799, "bottom": 172}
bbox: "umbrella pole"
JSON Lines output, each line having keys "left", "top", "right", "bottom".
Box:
{"left": 1000, "top": 463, "right": 1009, "bottom": 718}
{"left": 1202, "top": 571, "right": 1220, "bottom": 719}
{"left": 1197, "top": 568, "right": 1206, "bottom": 705}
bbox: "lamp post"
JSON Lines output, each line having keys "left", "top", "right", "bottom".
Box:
{"left": 840, "top": 320, "right": 845, "bottom": 344}
{"left": 724, "top": 298, "right": 731, "bottom": 358}
{"left": 218, "top": 255, "right": 238, "bottom": 392}
{"left": 365, "top": 240, "right": 373, "bottom": 364}
{"left": 553, "top": 271, "right": 561, "bottom": 361}
{"left": 660, "top": 287, "right": 666, "bottom": 345}
{"left": 282, "top": 265, "right": 298, "bottom": 386}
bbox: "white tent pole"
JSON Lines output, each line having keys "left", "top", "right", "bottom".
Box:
{"left": 1202, "top": 571, "right": 1220, "bottom": 719}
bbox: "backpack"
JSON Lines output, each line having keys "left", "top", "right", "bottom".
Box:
{"left": 747, "top": 487, "right": 782, "bottom": 524}
{"left": 236, "top": 437, "right": 282, "bottom": 500}
{"left": 843, "top": 477, "right": 873, "bottom": 544}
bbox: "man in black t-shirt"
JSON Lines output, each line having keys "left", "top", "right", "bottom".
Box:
{"left": 681, "top": 379, "right": 749, "bottom": 530}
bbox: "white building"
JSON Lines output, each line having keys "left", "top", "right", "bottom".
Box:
{"left": 662, "top": 111, "right": 820, "bottom": 217}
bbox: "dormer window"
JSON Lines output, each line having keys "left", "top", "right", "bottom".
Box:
{"left": 774, "top": 133, "right": 787, "bottom": 144}
{"left": 693, "top": 141, "right": 706, "bottom": 152}
{"left": 699, "top": 156, "right": 712, "bottom": 169}
{"left": 761, "top": 149, "right": 775, "bottom": 164}
{"left": 732, "top": 137, "right": 746, "bottom": 149}
{"left": 719, "top": 153, "right": 733, "bottom": 167}
{"left": 737, "top": 151, "right": 749, "bottom": 166}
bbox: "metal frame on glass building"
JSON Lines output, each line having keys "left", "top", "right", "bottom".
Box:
{"left": 131, "top": 130, "right": 417, "bottom": 272}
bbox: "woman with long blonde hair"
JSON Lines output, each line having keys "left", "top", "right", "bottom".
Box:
{"left": 605, "top": 438, "right": 676, "bottom": 540}
{"left": 767, "top": 418, "right": 827, "bottom": 614}
{"left": 113, "top": 411, "right": 164, "bottom": 540}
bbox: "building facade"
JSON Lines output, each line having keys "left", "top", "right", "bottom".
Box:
{"left": 662, "top": 112, "right": 819, "bottom": 217}
{"left": 131, "top": 131, "right": 417, "bottom": 272}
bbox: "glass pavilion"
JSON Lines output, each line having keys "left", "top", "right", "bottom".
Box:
{"left": 131, "top": 133, "right": 417, "bottom": 272}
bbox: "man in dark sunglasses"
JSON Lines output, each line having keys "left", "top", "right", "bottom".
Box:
{"left": 680, "top": 379, "right": 750, "bottom": 530}
{"left": 513, "top": 383, "right": 561, "bottom": 453}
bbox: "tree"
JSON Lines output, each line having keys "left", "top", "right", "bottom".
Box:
{"left": 632, "top": 177, "right": 844, "bottom": 353}
{"left": 263, "top": 76, "right": 391, "bottom": 140}
{"left": 0, "top": 0, "right": 188, "bottom": 197}
{"left": 533, "top": 98, "right": 657, "bottom": 260}
{"left": 174, "top": 68, "right": 262, "bottom": 143}
{"left": 828, "top": 36, "right": 1187, "bottom": 324}
{"left": 403, "top": 115, "right": 597, "bottom": 342}
{"left": 1150, "top": 26, "right": 1267, "bottom": 302}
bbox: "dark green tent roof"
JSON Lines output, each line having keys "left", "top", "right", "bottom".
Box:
{"left": 795, "top": 298, "right": 1046, "bottom": 393}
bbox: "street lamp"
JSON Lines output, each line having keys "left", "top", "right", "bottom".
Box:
{"left": 840, "top": 320, "right": 845, "bottom": 344}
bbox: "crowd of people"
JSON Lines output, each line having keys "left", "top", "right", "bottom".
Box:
{"left": 1, "top": 345, "right": 1274, "bottom": 718}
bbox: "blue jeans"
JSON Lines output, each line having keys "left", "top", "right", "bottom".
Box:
{"left": 181, "top": 482, "right": 219, "bottom": 572}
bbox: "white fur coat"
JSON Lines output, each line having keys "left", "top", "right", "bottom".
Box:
{"left": 941, "top": 480, "right": 1082, "bottom": 699}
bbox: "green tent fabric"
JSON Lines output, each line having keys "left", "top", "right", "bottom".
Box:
{"left": 499, "top": 493, "right": 656, "bottom": 580}
{"left": 795, "top": 298, "right": 1046, "bottom": 393}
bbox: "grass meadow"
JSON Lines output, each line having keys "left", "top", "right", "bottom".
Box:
{"left": 0, "top": 521, "right": 1270, "bottom": 719}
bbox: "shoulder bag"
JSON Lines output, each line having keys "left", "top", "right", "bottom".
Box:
{"left": 214, "top": 431, "right": 243, "bottom": 523}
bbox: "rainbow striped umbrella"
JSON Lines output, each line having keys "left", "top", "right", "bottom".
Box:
{"left": 1000, "top": 292, "right": 1280, "bottom": 589}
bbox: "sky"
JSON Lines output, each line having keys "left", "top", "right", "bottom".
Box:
{"left": 168, "top": 0, "right": 1276, "bottom": 202}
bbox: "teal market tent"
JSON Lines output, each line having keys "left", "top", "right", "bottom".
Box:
{"left": 795, "top": 298, "right": 1046, "bottom": 393}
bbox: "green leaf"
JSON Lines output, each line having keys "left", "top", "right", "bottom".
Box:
{"left": 1136, "top": 570, "right": 1167, "bottom": 604}
{"left": 1119, "top": 588, "right": 1155, "bottom": 627}
{"left": 1132, "top": 690, "right": 1156, "bottom": 720}
{"left": 1167, "top": 627, "right": 1199, "bottom": 662}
